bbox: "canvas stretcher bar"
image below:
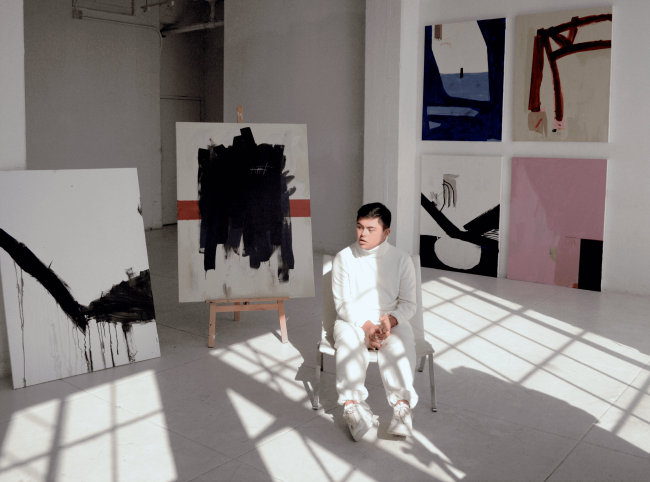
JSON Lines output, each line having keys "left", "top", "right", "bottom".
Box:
{"left": 206, "top": 297, "right": 289, "bottom": 347}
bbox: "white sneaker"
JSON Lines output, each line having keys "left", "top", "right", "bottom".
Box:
{"left": 387, "top": 402, "right": 413, "bottom": 437}
{"left": 343, "top": 403, "right": 374, "bottom": 441}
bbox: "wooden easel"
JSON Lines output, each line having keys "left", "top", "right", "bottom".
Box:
{"left": 204, "top": 106, "right": 290, "bottom": 348}
{"left": 206, "top": 297, "right": 289, "bottom": 347}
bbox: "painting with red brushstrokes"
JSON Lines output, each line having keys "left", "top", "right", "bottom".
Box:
{"left": 513, "top": 7, "right": 613, "bottom": 142}
{"left": 176, "top": 123, "right": 315, "bottom": 302}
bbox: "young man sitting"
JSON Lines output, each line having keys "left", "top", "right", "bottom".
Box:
{"left": 331, "top": 202, "right": 418, "bottom": 441}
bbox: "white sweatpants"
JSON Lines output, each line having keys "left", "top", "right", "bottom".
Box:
{"left": 333, "top": 320, "right": 419, "bottom": 407}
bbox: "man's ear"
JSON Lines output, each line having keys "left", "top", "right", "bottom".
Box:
{"left": 383, "top": 228, "right": 391, "bottom": 239}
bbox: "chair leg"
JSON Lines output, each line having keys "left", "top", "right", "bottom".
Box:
{"left": 418, "top": 355, "right": 426, "bottom": 372}
{"left": 429, "top": 354, "right": 437, "bottom": 412}
{"left": 313, "top": 346, "right": 323, "bottom": 410}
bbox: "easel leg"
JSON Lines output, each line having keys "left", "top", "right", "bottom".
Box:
{"left": 208, "top": 303, "right": 217, "bottom": 348}
{"left": 234, "top": 302, "right": 240, "bottom": 321}
{"left": 277, "top": 300, "right": 288, "bottom": 344}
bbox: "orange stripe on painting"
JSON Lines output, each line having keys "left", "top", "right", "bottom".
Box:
{"left": 177, "top": 200, "right": 200, "bottom": 220}
{"left": 177, "top": 199, "right": 310, "bottom": 220}
{"left": 290, "top": 199, "right": 311, "bottom": 217}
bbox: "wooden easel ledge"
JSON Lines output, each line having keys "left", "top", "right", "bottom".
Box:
{"left": 206, "top": 297, "right": 289, "bottom": 346}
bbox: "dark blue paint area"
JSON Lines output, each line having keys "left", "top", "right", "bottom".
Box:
{"left": 422, "top": 19, "right": 506, "bottom": 141}
{"left": 440, "top": 73, "right": 490, "bottom": 102}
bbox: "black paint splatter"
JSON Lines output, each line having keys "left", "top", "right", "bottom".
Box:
{"left": 197, "top": 127, "right": 295, "bottom": 282}
{"left": 13, "top": 262, "right": 27, "bottom": 388}
{"left": 0, "top": 228, "right": 156, "bottom": 377}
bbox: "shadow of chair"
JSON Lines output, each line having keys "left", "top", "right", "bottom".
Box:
{"left": 312, "top": 254, "right": 437, "bottom": 411}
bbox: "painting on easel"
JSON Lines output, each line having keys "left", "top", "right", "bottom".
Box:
{"left": 176, "top": 123, "right": 315, "bottom": 302}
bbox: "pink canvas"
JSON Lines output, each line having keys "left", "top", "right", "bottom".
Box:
{"left": 507, "top": 157, "right": 607, "bottom": 287}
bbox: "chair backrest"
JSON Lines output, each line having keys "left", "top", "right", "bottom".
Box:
{"left": 321, "top": 254, "right": 424, "bottom": 344}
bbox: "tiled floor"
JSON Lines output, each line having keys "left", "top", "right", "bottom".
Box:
{"left": 0, "top": 225, "right": 649, "bottom": 481}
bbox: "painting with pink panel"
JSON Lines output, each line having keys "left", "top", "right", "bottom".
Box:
{"left": 507, "top": 157, "right": 607, "bottom": 291}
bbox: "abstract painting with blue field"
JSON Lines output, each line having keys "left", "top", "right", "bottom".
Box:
{"left": 422, "top": 18, "right": 506, "bottom": 141}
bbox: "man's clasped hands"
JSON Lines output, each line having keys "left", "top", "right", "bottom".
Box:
{"left": 361, "top": 314, "right": 398, "bottom": 349}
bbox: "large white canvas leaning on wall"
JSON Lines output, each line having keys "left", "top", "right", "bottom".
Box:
{"left": 0, "top": 169, "right": 160, "bottom": 389}
{"left": 420, "top": 155, "right": 502, "bottom": 277}
{"left": 176, "top": 123, "right": 315, "bottom": 302}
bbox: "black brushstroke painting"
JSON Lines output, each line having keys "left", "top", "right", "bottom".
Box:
{"left": 198, "top": 128, "right": 295, "bottom": 282}
{"left": 0, "top": 228, "right": 156, "bottom": 381}
{"left": 420, "top": 193, "right": 499, "bottom": 277}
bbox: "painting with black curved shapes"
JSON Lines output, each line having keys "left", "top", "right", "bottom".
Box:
{"left": 0, "top": 169, "right": 160, "bottom": 389}
{"left": 176, "top": 123, "right": 315, "bottom": 302}
{"left": 419, "top": 155, "right": 503, "bottom": 277}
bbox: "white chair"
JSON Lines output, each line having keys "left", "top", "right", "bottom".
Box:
{"left": 312, "top": 254, "right": 437, "bottom": 411}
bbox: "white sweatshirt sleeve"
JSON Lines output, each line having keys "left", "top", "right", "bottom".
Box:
{"left": 391, "top": 256, "right": 417, "bottom": 325}
{"left": 331, "top": 252, "right": 368, "bottom": 327}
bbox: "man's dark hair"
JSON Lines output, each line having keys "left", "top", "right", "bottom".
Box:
{"left": 357, "top": 202, "right": 391, "bottom": 229}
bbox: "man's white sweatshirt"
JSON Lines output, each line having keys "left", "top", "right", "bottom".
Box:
{"left": 332, "top": 240, "right": 416, "bottom": 328}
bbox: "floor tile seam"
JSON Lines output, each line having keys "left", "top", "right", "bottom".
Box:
{"left": 119, "top": 351, "right": 218, "bottom": 379}
{"left": 62, "top": 350, "right": 217, "bottom": 394}
{"left": 231, "top": 406, "right": 327, "bottom": 461}
{"left": 226, "top": 347, "right": 307, "bottom": 372}
{"left": 433, "top": 402, "right": 587, "bottom": 443}
{"left": 542, "top": 415, "right": 602, "bottom": 481}
{"left": 185, "top": 457, "right": 241, "bottom": 482}
{"left": 282, "top": 315, "right": 323, "bottom": 330}
{"left": 99, "top": 398, "right": 235, "bottom": 458}
{"left": 575, "top": 358, "right": 650, "bottom": 449}
{"left": 525, "top": 288, "right": 566, "bottom": 310}
{"left": 208, "top": 458, "right": 289, "bottom": 482}
{"left": 432, "top": 306, "right": 650, "bottom": 381}
{"left": 155, "top": 320, "right": 216, "bottom": 342}
{"left": 580, "top": 438, "right": 650, "bottom": 461}
{"left": 153, "top": 306, "right": 179, "bottom": 315}
{"left": 423, "top": 278, "right": 562, "bottom": 315}
{"left": 542, "top": 358, "right": 650, "bottom": 480}
{"left": 0, "top": 386, "right": 97, "bottom": 425}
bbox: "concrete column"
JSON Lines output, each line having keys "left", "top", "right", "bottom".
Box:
{"left": 363, "top": 0, "right": 420, "bottom": 253}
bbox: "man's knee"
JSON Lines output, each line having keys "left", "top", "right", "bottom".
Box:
{"left": 334, "top": 321, "right": 366, "bottom": 349}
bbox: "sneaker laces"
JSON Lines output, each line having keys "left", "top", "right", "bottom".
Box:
{"left": 344, "top": 404, "right": 361, "bottom": 430}
{"left": 393, "top": 402, "right": 412, "bottom": 423}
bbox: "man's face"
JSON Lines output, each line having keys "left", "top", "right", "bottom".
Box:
{"left": 357, "top": 217, "right": 389, "bottom": 250}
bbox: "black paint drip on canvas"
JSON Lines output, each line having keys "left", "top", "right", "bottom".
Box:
{"left": 198, "top": 127, "right": 295, "bottom": 281}
{"left": 0, "top": 228, "right": 156, "bottom": 375}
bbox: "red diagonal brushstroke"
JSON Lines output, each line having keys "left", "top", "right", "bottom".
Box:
{"left": 289, "top": 199, "right": 311, "bottom": 217}
{"left": 177, "top": 200, "right": 200, "bottom": 220}
{"left": 177, "top": 200, "right": 311, "bottom": 220}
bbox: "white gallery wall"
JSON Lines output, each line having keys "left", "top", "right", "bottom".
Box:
{"left": 23, "top": 0, "right": 163, "bottom": 229}
{"left": 366, "top": 0, "right": 650, "bottom": 296}
{"left": 0, "top": 0, "right": 27, "bottom": 379}
{"left": 223, "top": 0, "right": 366, "bottom": 253}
